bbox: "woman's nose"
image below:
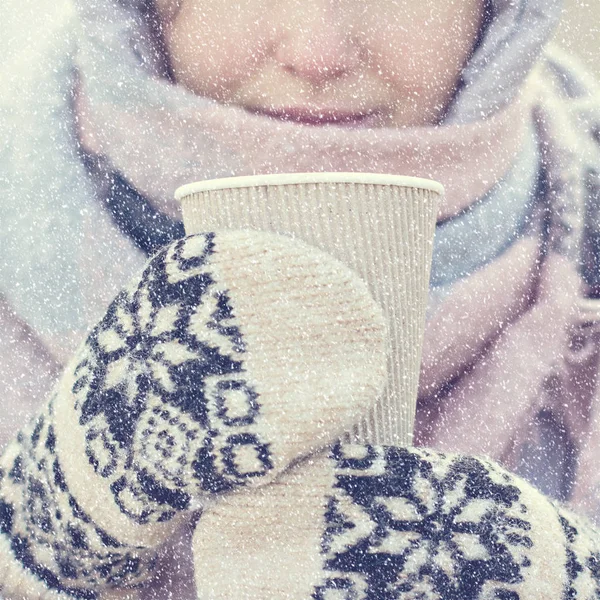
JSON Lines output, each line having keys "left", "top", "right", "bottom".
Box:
{"left": 273, "top": 1, "right": 361, "bottom": 85}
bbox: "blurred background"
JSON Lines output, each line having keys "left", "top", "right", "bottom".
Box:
{"left": 556, "top": 0, "right": 600, "bottom": 77}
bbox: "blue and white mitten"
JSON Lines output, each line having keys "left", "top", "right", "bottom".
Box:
{"left": 0, "top": 231, "right": 387, "bottom": 599}
{"left": 193, "top": 443, "right": 600, "bottom": 600}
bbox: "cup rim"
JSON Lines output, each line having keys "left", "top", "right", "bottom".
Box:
{"left": 175, "top": 172, "right": 444, "bottom": 200}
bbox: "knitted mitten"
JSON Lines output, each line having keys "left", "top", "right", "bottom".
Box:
{"left": 193, "top": 443, "right": 600, "bottom": 599}
{"left": 0, "top": 231, "right": 387, "bottom": 599}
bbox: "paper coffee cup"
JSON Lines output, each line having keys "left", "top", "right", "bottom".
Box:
{"left": 176, "top": 173, "right": 442, "bottom": 446}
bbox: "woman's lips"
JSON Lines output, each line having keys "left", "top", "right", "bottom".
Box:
{"left": 247, "top": 106, "right": 383, "bottom": 127}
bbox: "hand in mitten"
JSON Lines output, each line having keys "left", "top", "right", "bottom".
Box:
{"left": 0, "top": 231, "right": 387, "bottom": 599}
{"left": 193, "top": 443, "right": 600, "bottom": 599}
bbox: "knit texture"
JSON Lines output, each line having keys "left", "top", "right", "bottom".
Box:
{"left": 193, "top": 443, "right": 600, "bottom": 599}
{"left": 0, "top": 231, "right": 387, "bottom": 598}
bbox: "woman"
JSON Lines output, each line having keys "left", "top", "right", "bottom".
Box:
{"left": 1, "top": 0, "right": 600, "bottom": 597}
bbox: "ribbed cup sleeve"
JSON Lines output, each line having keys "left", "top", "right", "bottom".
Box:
{"left": 179, "top": 178, "right": 440, "bottom": 446}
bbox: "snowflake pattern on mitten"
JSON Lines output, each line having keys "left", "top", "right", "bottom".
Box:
{"left": 0, "top": 399, "right": 156, "bottom": 598}
{"left": 193, "top": 444, "right": 600, "bottom": 600}
{"left": 316, "top": 445, "right": 535, "bottom": 599}
{"left": 0, "top": 231, "right": 387, "bottom": 599}
{"left": 0, "top": 233, "right": 273, "bottom": 598}
{"left": 70, "top": 233, "right": 273, "bottom": 525}
{"left": 315, "top": 444, "right": 600, "bottom": 599}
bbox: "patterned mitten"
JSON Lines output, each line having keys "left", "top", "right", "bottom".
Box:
{"left": 0, "top": 231, "right": 387, "bottom": 599}
{"left": 193, "top": 443, "right": 600, "bottom": 599}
